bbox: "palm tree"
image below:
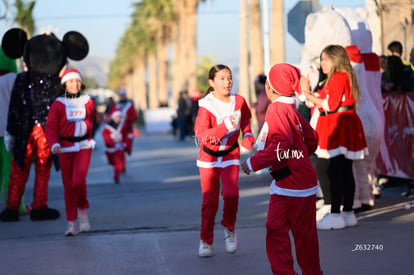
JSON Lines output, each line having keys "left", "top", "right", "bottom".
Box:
{"left": 108, "top": 9, "right": 149, "bottom": 109}
{"left": 197, "top": 55, "right": 216, "bottom": 94}
{"left": 14, "top": 0, "right": 35, "bottom": 37}
{"left": 109, "top": 0, "right": 204, "bottom": 110}
{"left": 239, "top": 0, "right": 250, "bottom": 103}
{"left": 248, "top": 0, "right": 263, "bottom": 105}
{"left": 135, "top": 0, "right": 175, "bottom": 109}
{"left": 170, "top": 0, "right": 207, "bottom": 106}
{"left": 271, "top": 0, "right": 284, "bottom": 64}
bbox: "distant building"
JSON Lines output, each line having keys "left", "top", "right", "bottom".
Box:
{"left": 366, "top": 0, "right": 414, "bottom": 58}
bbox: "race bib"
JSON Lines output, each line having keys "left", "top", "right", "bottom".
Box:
{"left": 66, "top": 104, "right": 86, "bottom": 122}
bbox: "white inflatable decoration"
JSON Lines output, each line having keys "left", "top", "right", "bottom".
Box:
{"left": 335, "top": 7, "right": 385, "bottom": 208}
{"left": 300, "top": 5, "right": 352, "bottom": 90}
{"left": 299, "top": 5, "right": 384, "bottom": 213}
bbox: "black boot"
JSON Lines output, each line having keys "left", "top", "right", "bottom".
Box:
{"left": 0, "top": 208, "right": 19, "bottom": 222}
{"left": 30, "top": 208, "right": 60, "bottom": 221}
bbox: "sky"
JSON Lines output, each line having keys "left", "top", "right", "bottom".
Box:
{"left": 0, "top": 0, "right": 366, "bottom": 70}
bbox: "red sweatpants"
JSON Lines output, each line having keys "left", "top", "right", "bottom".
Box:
{"left": 7, "top": 124, "right": 52, "bottom": 210}
{"left": 59, "top": 149, "right": 92, "bottom": 221}
{"left": 199, "top": 165, "right": 239, "bottom": 245}
{"left": 105, "top": 150, "right": 125, "bottom": 181}
{"left": 266, "top": 194, "right": 321, "bottom": 275}
{"left": 123, "top": 131, "right": 134, "bottom": 155}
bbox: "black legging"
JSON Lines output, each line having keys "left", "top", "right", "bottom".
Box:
{"left": 328, "top": 155, "right": 355, "bottom": 213}
{"left": 315, "top": 157, "right": 330, "bottom": 204}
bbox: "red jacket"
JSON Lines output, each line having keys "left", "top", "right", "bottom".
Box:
{"left": 108, "top": 100, "right": 137, "bottom": 136}
{"left": 102, "top": 123, "right": 124, "bottom": 153}
{"left": 315, "top": 72, "right": 368, "bottom": 159}
{"left": 45, "top": 95, "right": 95, "bottom": 153}
{"left": 248, "top": 97, "right": 319, "bottom": 197}
{"left": 195, "top": 93, "right": 253, "bottom": 168}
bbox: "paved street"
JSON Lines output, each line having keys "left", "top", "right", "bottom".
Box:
{"left": 0, "top": 128, "right": 413, "bottom": 275}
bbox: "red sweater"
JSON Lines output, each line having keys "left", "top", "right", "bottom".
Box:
{"left": 248, "top": 97, "right": 319, "bottom": 197}
{"left": 195, "top": 93, "right": 253, "bottom": 168}
{"left": 46, "top": 95, "right": 95, "bottom": 153}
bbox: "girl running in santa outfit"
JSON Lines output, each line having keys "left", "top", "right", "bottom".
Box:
{"left": 102, "top": 109, "right": 125, "bottom": 184}
{"left": 45, "top": 69, "right": 95, "bottom": 236}
{"left": 195, "top": 64, "right": 254, "bottom": 257}
{"left": 301, "top": 45, "right": 368, "bottom": 230}
{"left": 241, "top": 63, "right": 321, "bottom": 275}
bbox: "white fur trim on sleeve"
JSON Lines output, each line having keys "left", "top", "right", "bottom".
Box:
{"left": 224, "top": 117, "right": 235, "bottom": 131}
{"left": 51, "top": 143, "right": 61, "bottom": 154}
{"left": 322, "top": 99, "right": 330, "bottom": 111}
{"left": 246, "top": 157, "right": 253, "bottom": 172}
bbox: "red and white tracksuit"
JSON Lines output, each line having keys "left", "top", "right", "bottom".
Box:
{"left": 102, "top": 122, "right": 125, "bottom": 181}
{"left": 194, "top": 92, "right": 254, "bottom": 245}
{"left": 45, "top": 95, "right": 95, "bottom": 222}
{"left": 108, "top": 100, "right": 138, "bottom": 155}
{"left": 246, "top": 97, "right": 321, "bottom": 275}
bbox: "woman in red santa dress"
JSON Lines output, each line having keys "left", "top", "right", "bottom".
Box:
{"left": 301, "top": 45, "right": 368, "bottom": 230}
{"left": 194, "top": 64, "right": 254, "bottom": 257}
{"left": 45, "top": 69, "right": 95, "bottom": 236}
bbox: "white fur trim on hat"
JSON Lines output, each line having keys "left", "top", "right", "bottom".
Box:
{"left": 266, "top": 63, "right": 302, "bottom": 97}
{"left": 111, "top": 110, "right": 122, "bottom": 119}
{"left": 61, "top": 69, "right": 82, "bottom": 84}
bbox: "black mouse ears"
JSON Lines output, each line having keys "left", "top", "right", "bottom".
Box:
{"left": 63, "top": 31, "right": 89, "bottom": 61}
{"left": 1, "top": 28, "right": 89, "bottom": 61}
{"left": 1, "top": 28, "right": 27, "bottom": 59}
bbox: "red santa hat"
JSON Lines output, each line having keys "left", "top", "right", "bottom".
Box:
{"left": 345, "top": 45, "right": 363, "bottom": 63}
{"left": 266, "top": 63, "right": 302, "bottom": 97}
{"left": 111, "top": 110, "right": 122, "bottom": 119}
{"left": 61, "top": 68, "right": 82, "bottom": 84}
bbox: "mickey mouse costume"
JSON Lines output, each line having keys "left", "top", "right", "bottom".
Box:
{"left": 0, "top": 28, "right": 89, "bottom": 222}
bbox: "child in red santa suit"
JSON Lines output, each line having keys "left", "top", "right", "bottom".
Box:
{"left": 241, "top": 64, "right": 321, "bottom": 275}
{"left": 102, "top": 109, "right": 125, "bottom": 184}
{"left": 45, "top": 69, "right": 96, "bottom": 236}
{"left": 195, "top": 64, "right": 254, "bottom": 257}
{"left": 107, "top": 89, "right": 138, "bottom": 156}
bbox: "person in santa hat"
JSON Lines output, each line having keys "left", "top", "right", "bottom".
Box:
{"left": 300, "top": 45, "right": 368, "bottom": 231}
{"left": 195, "top": 64, "right": 254, "bottom": 258}
{"left": 107, "top": 89, "right": 138, "bottom": 157}
{"left": 241, "top": 63, "right": 321, "bottom": 275}
{"left": 45, "top": 68, "right": 96, "bottom": 236}
{"left": 101, "top": 109, "right": 126, "bottom": 184}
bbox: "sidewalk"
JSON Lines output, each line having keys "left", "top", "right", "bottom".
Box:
{"left": 0, "top": 131, "right": 413, "bottom": 274}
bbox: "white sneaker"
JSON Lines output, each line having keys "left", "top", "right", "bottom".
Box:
{"left": 317, "top": 213, "right": 346, "bottom": 230}
{"left": 224, "top": 228, "right": 238, "bottom": 253}
{"left": 342, "top": 211, "right": 358, "bottom": 227}
{"left": 198, "top": 240, "right": 213, "bottom": 257}
{"left": 316, "top": 199, "right": 325, "bottom": 210}
{"left": 65, "top": 222, "right": 78, "bottom": 236}
{"left": 316, "top": 204, "right": 331, "bottom": 221}
{"left": 78, "top": 212, "right": 90, "bottom": 233}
